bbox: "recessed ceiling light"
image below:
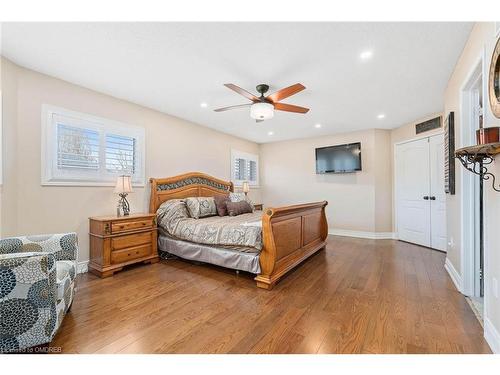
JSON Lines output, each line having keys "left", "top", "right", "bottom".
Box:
{"left": 200, "top": 102, "right": 208, "bottom": 108}
{"left": 315, "top": 123, "right": 322, "bottom": 128}
{"left": 377, "top": 114, "right": 385, "bottom": 119}
{"left": 360, "top": 50, "right": 373, "bottom": 60}
{"left": 268, "top": 131, "right": 274, "bottom": 136}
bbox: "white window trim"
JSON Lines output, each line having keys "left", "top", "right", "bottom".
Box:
{"left": 41, "top": 104, "right": 146, "bottom": 187}
{"left": 230, "top": 149, "right": 259, "bottom": 188}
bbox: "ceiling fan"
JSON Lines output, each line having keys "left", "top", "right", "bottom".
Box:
{"left": 214, "top": 83, "right": 309, "bottom": 122}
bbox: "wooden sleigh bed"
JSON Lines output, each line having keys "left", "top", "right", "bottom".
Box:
{"left": 149, "top": 172, "right": 328, "bottom": 290}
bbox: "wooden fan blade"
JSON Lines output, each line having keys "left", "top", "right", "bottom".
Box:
{"left": 267, "top": 83, "right": 305, "bottom": 103}
{"left": 274, "top": 102, "right": 310, "bottom": 114}
{"left": 224, "top": 83, "right": 259, "bottom": 102}
{"left": 213, "top": 103, "right": 252, "bottom": 112}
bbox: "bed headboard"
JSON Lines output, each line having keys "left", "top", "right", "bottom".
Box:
{"left": 149, "top": 172, "right": 234, "bottom": 213}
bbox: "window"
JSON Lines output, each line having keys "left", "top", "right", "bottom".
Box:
{"left": 231, "top": 149, "right": 259, "bottom": 187}
{"left": 57, "top": 124, "right": 100, "bottom": 171}
{"left": 42, "top": 105, "right": 145, "bottom": 186}
{"left": 105, "top": 133, "right": 136, "bottom": 173}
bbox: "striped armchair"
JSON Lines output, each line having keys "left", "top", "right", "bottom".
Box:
{"left": 0, "top": 233, "right": 78, "bottom": 353}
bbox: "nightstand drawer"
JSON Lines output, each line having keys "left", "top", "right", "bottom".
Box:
{"left": 111, "top": 218, "right": 154, "bottom": 233}
{"left": 89, "top": 213, "right": 158, "bottom": 278}
{"left": 111, "top": 231, "right": 153, "bottom": 251}
{"left": 111, "top": 244, "right": 152, "bottom": 264}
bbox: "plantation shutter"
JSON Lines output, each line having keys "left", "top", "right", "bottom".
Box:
{"left": 231, "top": 150, "right": 259, "bottom": 186}
{"left": 234, "top": 157, "right": 247, "bottom": 180}
{"left": 248, "top": 160, "right": 257, "bottom": 183}
{"left": 44, "top": 106, "right": 145, "bottom": 185}
{"left": 105, "top": 133, "right": 136, "bottom": 174}
{"left": 57, "top": 123, "right": 100, "bottom": 171}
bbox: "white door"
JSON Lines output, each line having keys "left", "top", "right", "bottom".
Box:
{"left": 429, "top": 134, "right": 447, "bottom": 251}
{"left": 395, "top": 138, "right": 431, "bottom": 248}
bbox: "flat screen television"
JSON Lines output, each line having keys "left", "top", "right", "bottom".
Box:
{"left": 315, "top": 142, "right": 362, "bottom": 174}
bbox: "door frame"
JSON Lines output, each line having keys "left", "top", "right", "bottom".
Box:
{"left": 429, "top": 133, "right": 448, "bottom": 252}
{"left": 393, "top": 130, "right": 444, "bottom": 241}
{"left": 459, "top": 50, "right": 487, "bottom": 297}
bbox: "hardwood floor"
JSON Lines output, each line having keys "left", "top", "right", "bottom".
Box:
{"left": 52, "top": 236, "right": 491, "bottom": 354}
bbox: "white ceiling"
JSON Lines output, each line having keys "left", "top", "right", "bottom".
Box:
{"left": 1, "top": 22, "right": 473, "bottom": 143}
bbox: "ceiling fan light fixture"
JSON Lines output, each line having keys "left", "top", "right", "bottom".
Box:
{"left": 250, "top": 102, "right": 274, "bottom": 120}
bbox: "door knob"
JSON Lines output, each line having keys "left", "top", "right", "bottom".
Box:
{"left": 430, "top": 196, "right": 436, "bottom": 200}
{"left": 423, "top": 196, "right": 429, "bottom": 200}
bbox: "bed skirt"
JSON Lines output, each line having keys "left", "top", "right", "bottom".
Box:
{"left": 158, "top": 234, "right": 261, "bottom": 274}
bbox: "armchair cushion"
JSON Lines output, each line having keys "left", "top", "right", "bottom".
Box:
{"left": 0, "top": 233, "right": 77, "bottom": 261}
{"left": 0, "top": 233, "right": 78, "bottom": 353}
{"left": 55, "top": 260, "right": 76, "bottom": 300}
{"left": 0, "top": 252, "right": 57, "bottom": 352}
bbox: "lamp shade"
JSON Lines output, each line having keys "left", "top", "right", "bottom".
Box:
{"left": 114, "top": 175, "right": 133, "bottom": 194}
{"left": 250, "top": 102, "right": 274, "bottom": 120}
{"left": 242, "top": 181, "right": 250, "bottom": 193}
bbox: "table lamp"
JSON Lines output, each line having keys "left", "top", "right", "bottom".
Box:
{"left": 242, "top": 181, "right": 250, "bottom": 196}
{"left": 114, "top": 175, "right": 133, "bottom": 216}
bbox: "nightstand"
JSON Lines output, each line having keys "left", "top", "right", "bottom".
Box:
{"left": 254, "top": 203, "right": 263, "bottom": 210}
{"left": 89, "top": 213, "right": 158, "bottom": 278}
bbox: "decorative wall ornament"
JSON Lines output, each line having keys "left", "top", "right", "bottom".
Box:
{"left": 415, "top": 116, "right": 442, "bottom": 134}
{"left": 455, "top": 143, "right": 500, "bottom": 193}
{"left": 489, "top": 36, "right": 500, "bottom": 118}
{"left": 444, "top": 112, "right": 456, "bottom": 195}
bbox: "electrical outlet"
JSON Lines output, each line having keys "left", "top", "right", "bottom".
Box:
{"left": 493, "top": 278, "right": 499, "bottom": 299}
{"left": 447, "top": 237, "right": 454, "bottom": 249}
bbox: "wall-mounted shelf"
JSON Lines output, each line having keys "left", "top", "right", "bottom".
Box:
{"left": 455, "top": 142, "right": 500, "bottom": 192}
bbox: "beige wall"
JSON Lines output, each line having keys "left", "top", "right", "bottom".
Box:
{"left": 0, "top": 58, "right": 3, "bottom": 233}
{"left": 0, "top": 58, "right": 19, "bottom": 236}
{"left": 260, "top": 129, "right": 393, "bottom": 234}
{"left": 443, "top": 22, "right": 500, "bottom": 338}
{"left": 0, "top": 58, "right": 261, "bottom": 265}
{"left": 374, "top": 129, "right": 394, "bottom": 232}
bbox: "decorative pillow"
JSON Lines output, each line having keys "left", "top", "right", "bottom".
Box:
{"left": 229, "top": 192, "right": 254, "bottom": 211}
{"left": 156, "top": 199, "right": 190, "bottom": 231}
{"left": 184, "top": 197, "right": 217, "bottom": 219}
{"left": 214, "top": 194, "right": 231, "bottom": 216}
{"left": 226, "top": 200, "right": 253, "bottom": 216}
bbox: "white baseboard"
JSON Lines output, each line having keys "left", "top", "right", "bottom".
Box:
{"left": 329, "top": 229, "right": 396, "bottom": 240}
{"left": 77, "top": 260, "right": 89, "bottom": 274}
{"left": 484, "top": 317, "right": 500, "bottom": 354}
{"left": 444, "top": 258, "right": 463, "bottom": 293}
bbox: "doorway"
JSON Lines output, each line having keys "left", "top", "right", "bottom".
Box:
{"left": 460, "top": 58, "right": 485, "bottom": 318}
{"left": 395, "top": 133, "right": 447, "bottom": 251}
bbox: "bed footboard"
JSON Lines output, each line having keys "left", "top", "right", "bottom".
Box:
{"left": 255, "top": 201, "right": 328, "bottom": 290}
